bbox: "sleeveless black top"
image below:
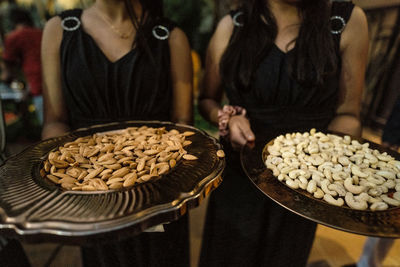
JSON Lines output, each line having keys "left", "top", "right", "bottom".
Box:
{"left": 226, "top": 2, "right": 354, "bottom": 137}
{"left": 59, "top": 9, "right": 175, "bottom": 130}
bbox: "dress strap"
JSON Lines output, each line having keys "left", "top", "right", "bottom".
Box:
{"left": 151, "top": 18, "right": 176, "bottom": 41}
{"left": 59, "top": 9, "right": 83, "bottom": 32}
{"left": 330, "top": 1, "right": 355, "bottom": 50}
{"left": 230, "top": 9, "right": 244, "bottom": 27}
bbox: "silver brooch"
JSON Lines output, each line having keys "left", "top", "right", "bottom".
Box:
{"left": 232, "top": 11, "right": 244, "bottom": 27}
{"left": 330, "top": 15, "right": 346, "bottom": 34}
{"left": 61, "top": 16, "right": 81, "bottom": 31}
{"left": 152, "top": 25, "right": 170, "bottom": 40}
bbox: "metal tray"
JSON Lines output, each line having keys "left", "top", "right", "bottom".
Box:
{"left": 0, "top": 121, "right": 225, "bottom": 244}
{"left": 241, "top": 133, "right": 400, "bottom": 238}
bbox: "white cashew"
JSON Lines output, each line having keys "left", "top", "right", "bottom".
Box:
{"left": 351, "top": 165, "right": 368, "bottom": 178}
{"left": 323, "top": 194, "right": 344, "bottom": 206}
{"left": 286, "top": 178, "right": 299, "bottom": 189}
{"left": 354, "top": 192, "right": 369, "bottom": 202}
{"left": 280, "top": 166, "right": 295, "bottom": 175}
{"left": 344, "top": 178, "right": 365, "bottom": 194}
{"left": 383, "top": 180, "right": 396, "bottom": 189}
{"left": 324, "top": 168, "right": 333, "bottom": 182}
{"left": 278, "top": 174, "right": 288, "bottom": 181}
{"left": 332, "top": 171, "right": 349, "bottom": 181}
{"left": 376, "top": 185, "right": 389, "bottom": 194}
{"left": 377, "top": 153, "right": 394, "bottom": 162}
{"left": 281, "top": 147, "right": 296, "bottom": 153}
{"left": 345, "top": 192, "right": 368, "bottom": 210}
{"left": 393, "top": 192, "right": 400, "bottom": 201}
{"left": 368, "top": 187, "right": 383, "bottom": 197}
{"left": 368, "top": 196, "right": 382, "bottom": 204}
{"left": 331, "top": 164, "right": 343, "bottom": 172}
{"left": 282, "top": 151, "right": 296, "bottom": 158}
{"left": 318, "top": 162, "right": 333, "bottom": 172}
{"left": 375, "top": 170, "right": 396, "bottom": 180}
{"left": 313, "top": 188, "right": 324, "bottom": 199}
{"left": 308, "top": 144, "right": 319, "bottom": 154}
{"left": 328, "top": 183, "right": 346, "bottom": 197}
{"left": 396, "top": 183, "right": 400, "bottom": 192}
{"left": 338, "top": 156, "right": 350, "bottom": 166}
{"left": 366, "top": 175, "right": 385, "bottom": 185}
{"left": 298, "top": 176, "right": 308, "bottom": 190}
{"left": 380, "top": 194, "right": 400, "bottom": 206}
{"left": 370, "top": 202, "right": 389, "bottom": 211}
{"left": 271, "top": 156, "right": 283, "bottom": 165}
{"left": 359, "top": 179, "right": 376, "bottom": 188}
{"left": 364, "top": 153, "right": 378, "bottom": 164}
{"left": 307, "top": 180, "right": 317, "bottom": 194}
{"left": 343, "top": 135, "right": 351, "bottom": 145}
{"left": 321, "top": 179, "right": 337, "bottom": 196}
{"left": 288, "top": 169, "right": 306, "bottom": 179}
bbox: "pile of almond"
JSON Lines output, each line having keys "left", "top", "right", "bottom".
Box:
{"left": 41, "top": 126, "right": 199, "bottom": 191}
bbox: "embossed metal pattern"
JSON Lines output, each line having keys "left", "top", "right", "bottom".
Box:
{"left": 241, "top": 132, "right": 400, "bottom": 238}
{"left": 0, "top": 121, "right": 224, "bottom": 244}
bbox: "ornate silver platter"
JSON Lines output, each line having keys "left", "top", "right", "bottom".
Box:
{"left": 241, "top": 132, "right": 400, "bottom": 238}
{"left": 0, "top": 121, "right": 224, "bottom": 244}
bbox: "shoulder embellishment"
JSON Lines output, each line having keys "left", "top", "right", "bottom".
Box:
{"left": 152, "top": 25, "right": 170, "bottom": 40}
{"left": 232, "top": 11, "right": 244, "bottom": 27}
{"left": 61, "top": 16, "right": 81, "bottom": 31}
{"left": 330, "top": 15, "right": 346, "bottom": 35}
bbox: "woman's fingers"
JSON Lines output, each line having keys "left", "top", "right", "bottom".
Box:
{"left": 229, "top": 115, "right": 255, "bottom": 149}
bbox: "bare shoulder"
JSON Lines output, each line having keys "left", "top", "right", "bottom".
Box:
{"left": 169, "top": 27, "right": 190, "bottom": 48}
{"left": 341, "top": 6, "right": 368, "bottom": 50}
{"left": 214, "top": 14, "right": 234, "bottom": 41}
{"left": 42, "top": 16, "right": 63, "bottom": 45}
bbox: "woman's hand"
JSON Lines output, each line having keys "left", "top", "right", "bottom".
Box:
{"left": 228, "top": 115, "right": 255, "bottom": 150}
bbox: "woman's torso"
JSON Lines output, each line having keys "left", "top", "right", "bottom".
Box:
{"left": 226, "top": 2, "right": 354, "bottom": 137}
{"left": 59, "top": 9, "right": 174, "bottom": 130}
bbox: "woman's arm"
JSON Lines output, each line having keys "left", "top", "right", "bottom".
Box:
{"left": 198, "top": 15, "right": 233, "bottom": 125}
{"left": 169, "top": 27, "right": 193, "bottom": 125}
{"left": 328, "top": 6, "right": 369, "bottom": 137}
{"left": 41, "top": 17, "right": 70, "bottom": 139}
{"left": 199, "top": 15, "right": 255, "bottom": 148}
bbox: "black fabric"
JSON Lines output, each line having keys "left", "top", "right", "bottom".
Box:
{"left": 0, "top": 238, "right": 31, "bottom": 267}
{"left": 59, "top": 9, "right": 174, "bottom": 130}
{"left": 199, "top": 3, "right": 355, "bottom": 267}
{"left": 81, "top": 214, "right": 190, "bottom": 267}
{"left": 58, "top": 9, "right": 189, "bottom": 267}
{"left": 382, "top": 95, "right": 400, "bottom": 145}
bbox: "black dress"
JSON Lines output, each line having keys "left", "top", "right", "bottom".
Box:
{"left": 199, "top": 3, "right": 354, "bottom": 267}
{"left": 58, "top": 9, "right": 189, "bottom": 267}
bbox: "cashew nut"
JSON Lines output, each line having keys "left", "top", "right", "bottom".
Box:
{"left": 321, "top": 179, "right": 337, "bottom": 196}
{"left": 307, "top": 180, "right": 317, "bottom": 194}
{"left": 288, "top": 169, "right": 306, "bottom": 179}
{"left": 376, "top": 170, "right": 396, "bottom": 180}
{"left": 313, "top": 188, "right": 324, "bottom": 199}
{"left": 286, "top": 178, "right": 299, "bottom": 189}
{"left": 344, "top": 178, "right": 365, "bottom": 194}
{"left": 345, "top": 192, "right": 368, "bottom": 210}
{"left": 332, "top": 171, "right": 349, "bottom": 181}
{"left": 393, "top": 192, "right": 400, "bottom": 201}
{"left": 323, "top": 194, "right": 344, "bottom": 206}
{"left": 370, "top": 202, "right": 389, "bottom": 211}
{"left": 328, "top": 183, "right": 346, "bottom": 197}
{"left": 351, "top": 165, "right": 368, "bottom": 178}
{"left": 380, "top": 194, "right": 400, "bottom": 206}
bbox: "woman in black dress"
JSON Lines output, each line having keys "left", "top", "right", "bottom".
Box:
{"left": 41, "top": 0, "right": 192, "bottom": 266}
{"left": 198, "top": 0, "right": 368, "bottom": 266}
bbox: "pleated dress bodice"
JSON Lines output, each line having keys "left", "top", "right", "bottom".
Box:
{"left": 59, "top": 9, "right": 174, "bottom": 130}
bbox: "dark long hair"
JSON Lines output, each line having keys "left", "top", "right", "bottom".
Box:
{"left": 220, "top": 0, "right": 337, "bottom": 91}
{"left": 124, "top": 0, "right": 163, "bottom": 55}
